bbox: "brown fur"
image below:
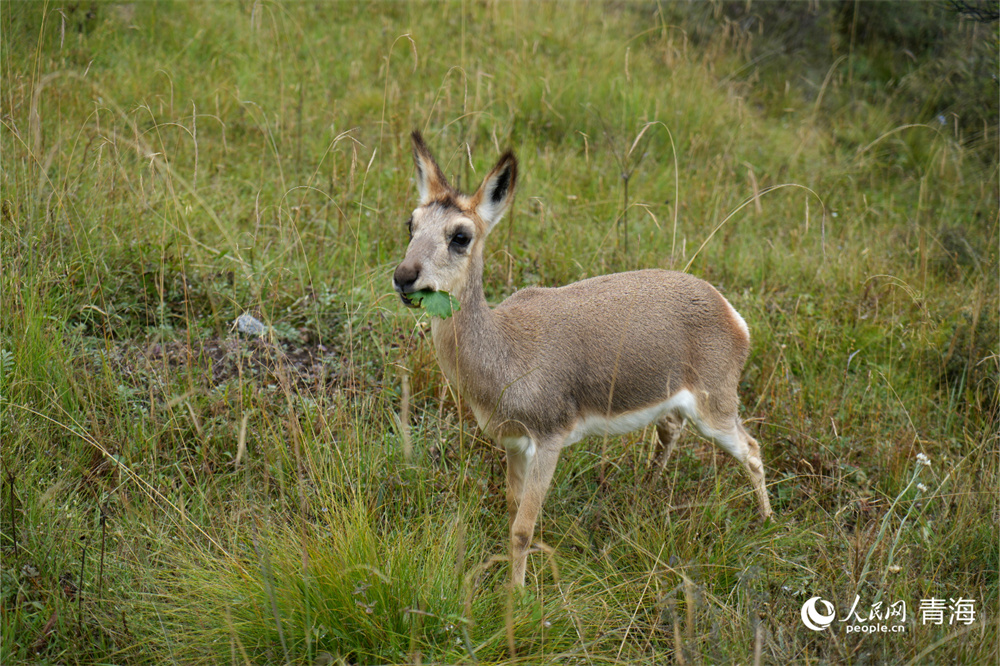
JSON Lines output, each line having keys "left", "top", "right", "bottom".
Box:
{"left": 394, "top": 132, "right": 773, "bottom": 586}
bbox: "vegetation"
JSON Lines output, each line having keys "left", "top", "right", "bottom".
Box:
{"left": 1, "top": 2, "right": 996, "bottom": 664}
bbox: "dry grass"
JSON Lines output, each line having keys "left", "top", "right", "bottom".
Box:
{"left": 1, "top": 2, "right": 996, "bottom": 664}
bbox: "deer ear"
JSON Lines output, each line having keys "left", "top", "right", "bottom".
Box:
{"left": 411, "top": 131, "right": 451, "bottom": 204}
{"left": 473, "top": 150, "right": 517, "bottom": 232}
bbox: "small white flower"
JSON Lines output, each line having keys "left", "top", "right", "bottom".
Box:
{"left": 917, "top": 483, "right": 928, "bottom": 492}
{"left": 916, "top": 453, "right": 931, "bottom": 467}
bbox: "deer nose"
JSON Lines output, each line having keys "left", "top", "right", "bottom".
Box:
{"left": 393, "top": 261, "right": 422, "bottom": 294}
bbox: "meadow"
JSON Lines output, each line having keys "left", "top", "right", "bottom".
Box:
{"left": 1, "top": 2, "right": 997, "bottom": 664}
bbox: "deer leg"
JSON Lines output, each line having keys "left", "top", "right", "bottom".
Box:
{"left": 503, "top": 437, "right": 533, "bottom": 530}
{"left": 689, "top": 412, "right": 773, "bottom": 519}
{"left": 736, "top": 422, "right": 773, "bottom": 518}
{"left": 653, "top": 413, "right": 686, "bottom": 473}
{"left": 509, "top": 439, "right": 562, "bottom": 587}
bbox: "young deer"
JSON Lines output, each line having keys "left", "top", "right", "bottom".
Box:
{"left": 393, "top": 132, "right": 773, "bottom": 587}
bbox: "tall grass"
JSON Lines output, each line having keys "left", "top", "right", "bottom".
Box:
{"left": 1, "top": 2, "right": 996, "bottom": 664}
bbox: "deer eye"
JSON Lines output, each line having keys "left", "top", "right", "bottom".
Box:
{"left": 406, "top": 217, "right": 413, "bottom": 239}
{"left": 449, "top": 229, "right": 471, "bottom": 251}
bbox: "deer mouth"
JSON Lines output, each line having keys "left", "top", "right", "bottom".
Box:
{"left": 396, "top": 285, "right": 436, "bottom": 309}
{"left": 398, "top": 291, "right": 420, "bottom": 308}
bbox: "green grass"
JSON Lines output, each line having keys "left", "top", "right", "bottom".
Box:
{"left": 1, "top": 1, "right": 997, "bottom": 664}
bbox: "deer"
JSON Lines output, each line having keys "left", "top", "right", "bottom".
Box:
{"left": 393, "top": 131, "right": 773, "bottom": 587}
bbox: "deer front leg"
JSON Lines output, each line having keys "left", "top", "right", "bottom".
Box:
{"left": 503, "top": 437, "right": 533, "bottom": 530}
{"left": 508, "top": 439, "right": 562, "bottom": 587}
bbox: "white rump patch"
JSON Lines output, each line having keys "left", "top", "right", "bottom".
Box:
{"left": 725, "top": 298, "right": 750, "bottom": 340}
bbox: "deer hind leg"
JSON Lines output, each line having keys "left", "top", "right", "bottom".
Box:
{"left": 653, "top": 413, "right": 686, "bottom": 473}
{"left": 688, "top": 406, "right": 773, "bottom": 518}
{"left": 736, "top": 422, "right": 773, "bottom": 518}
{"left": 507, "top": 437, "right": 562, "bottom": 587}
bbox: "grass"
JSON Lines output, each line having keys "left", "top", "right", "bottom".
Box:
{"left": 1, "top": 1, "right": 997, "bottom": 664}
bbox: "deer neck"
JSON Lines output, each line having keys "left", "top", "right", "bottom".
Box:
{"left": 429, "top": 255, "right": 513, "bottom": 404}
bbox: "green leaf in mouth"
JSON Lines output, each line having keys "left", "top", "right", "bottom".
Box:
{"left": 408, "top": 289, "right": 461, "bottom": 319}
